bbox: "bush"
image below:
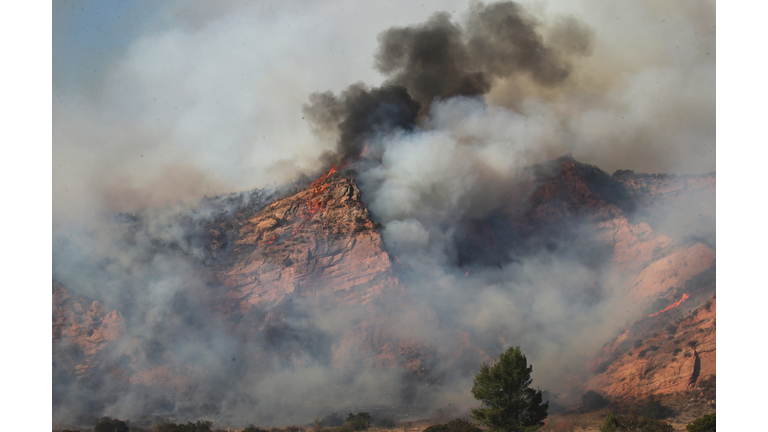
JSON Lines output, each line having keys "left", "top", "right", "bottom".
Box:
{"left": 151, "top": 420, "right": 213, "bottom": 432}
{"left": 598, "top": 413, "right": 618, "bottom": 432}
{"left": 322, "top": 414, "right": 345, "bottom": 427}
{"left": 346, "top": 412, "right": 371, "bottom": 431}
{"left": 612, "top": 411, "right": 674, "bottom": 432}
{"left": 423, "top": 419, "right": 482, "bottom": 432}
{"left": 686, "top": 413, "right": 715, "bottom": 432}
{"left": 581, "top": 391, "right": 609, "bottom": 410}
{"left": 642, "top": 401, "right": 673, "bottom": 420}
{"left": 375, "top": 418, "right": 397, "bottom": 428}
{"left": 95, "top": 417, "right": 129, "bottom": 432}
{"left": 244, "top": 426, "right": 267, "bottom": 432}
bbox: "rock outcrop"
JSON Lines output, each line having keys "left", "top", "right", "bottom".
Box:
{"left": 52, "top": 156, "right": 715, "bottom": 422}
{"left": 580, "top": 297, "right": 715, "bottom": 398}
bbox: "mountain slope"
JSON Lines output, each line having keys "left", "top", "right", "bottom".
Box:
{"left": 52, "top": 156, "right": 715, "bottom": 426}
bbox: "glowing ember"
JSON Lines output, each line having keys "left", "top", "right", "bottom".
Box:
{"left": 465, "top": 267, "right": 473, "bottom": 277}
{"left": 648, "top": 293, "right": 689, "bottom": 318}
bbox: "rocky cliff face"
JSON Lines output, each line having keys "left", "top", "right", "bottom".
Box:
{"left": 52, "top": 156, "right": 715, "bottom": 425}
{"left": 581, "top": 297, "right": 715, "bottom": 399}
{"left": 216, "top": 170, "right": 400, "bottom": 310}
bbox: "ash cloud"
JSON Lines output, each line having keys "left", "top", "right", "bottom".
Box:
{"left": 304, "top": 1, "right": 593, "bottom": 160}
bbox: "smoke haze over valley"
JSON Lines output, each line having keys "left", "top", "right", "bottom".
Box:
{"left": 51, "top": 0, "right": 716, "bottom": 428}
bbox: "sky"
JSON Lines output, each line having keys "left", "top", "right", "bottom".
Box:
{"left": 51, "top": 0, "right": 718, "bottom": 224}
{"left": 5, "top": 0, "right": 763, "bottom": 429}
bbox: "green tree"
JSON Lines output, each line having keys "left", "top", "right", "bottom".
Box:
{"left": 642, "top": 401, "right": 673, "bottom": 420}
{"left": 346, "top": 412, "right": 372, "bottom": 431}
{"left": 686, "top": 412, "right": 715, "bottom": 432}
{"left": 598, "top": 413, "right": 618, "bottom": 432}
{"left": 470, "top": 346, "right": 548, "bottom": 432}
{"left": 94, "top": 417, "right": 129, "bottom": 432}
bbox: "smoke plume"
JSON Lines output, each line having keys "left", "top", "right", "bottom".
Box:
{"left": 304, "top": 1, "right": 593, "bottom": 160}
{"left": 53, "top": 0, "right": 715, "bottom": 427}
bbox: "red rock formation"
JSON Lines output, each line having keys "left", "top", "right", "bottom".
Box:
{"left": 53, "top": 281, "right": 126, "bottom": 378}
{"left": 579, "top": 298, "right": 715, "bottom": 398}
{"left": 52, "top": 157, "right": 716, "bottom": 418}
{"left": 218, "top": 174, "right": 400, "bottom": 311}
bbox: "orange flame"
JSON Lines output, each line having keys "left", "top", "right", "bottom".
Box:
{"left": 289, "top": 165, "right": 339, "bottom": 237}
{"left": 465, "top": 267, "right": 473, "bottom": 277}
{"left": 648, "top": 293, "right": 689, "bottom": 318}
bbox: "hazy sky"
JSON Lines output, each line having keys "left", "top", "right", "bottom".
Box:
{"left": 53, "top": 0, "right": 715, "bottom": 223}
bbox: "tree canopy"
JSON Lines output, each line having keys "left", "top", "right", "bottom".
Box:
{"left": 470, "top": 346, "right": 548, "bottom": 432}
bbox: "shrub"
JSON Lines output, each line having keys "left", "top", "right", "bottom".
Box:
{"left": 322, "top": 414, "right": 345, "bottom": 428}
{"left": 642, "top": 401, "right": 673, "bottom": 420}
{"left": 423, "top": 419, "right": 482, "bottom": 432}
{"left": 613, "top": 411, "right": 674, "bottom": 432}
{"left": 581, "top": 390, "right": 609, "bottom": 410}
{"left": 95, "top": 417, "right": 129, "bottom": 432}
{"left": 244, "top": 426, "right": 267, "bottom": 432}
{"left": 598, "top": 413, "right": 618, "bottom": 432}
{"left": 686, "top": 413, "right": 715, "bottom": 432}
{"left": 151, "top": 420, "right": 213, "bottom": 432}
{"left": 375, "top": 418, "right": 397, "bottom": 428}
{"left": 346, "top": 412, "right": 371, "bottom": 431}
{"left": 699, "top": 375, "right": 716, "bottom": 390}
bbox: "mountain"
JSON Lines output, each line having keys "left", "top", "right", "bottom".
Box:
{"left": 52, "top": 156, "right": 715, "bottom": 427}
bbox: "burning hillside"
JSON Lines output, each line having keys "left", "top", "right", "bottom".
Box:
{"left": 53, "top": 0, "right": 714, "bottom": 429}
{"left": 53, "top": 155, "right": 715, "bottom": 427}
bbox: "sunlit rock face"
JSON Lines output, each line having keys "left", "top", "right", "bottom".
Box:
{"left": 52, "top": 157, "right": 714, "bottom": 425}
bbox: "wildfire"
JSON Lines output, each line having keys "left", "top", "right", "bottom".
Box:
{"left": 289, "top": 165, "right": 339, "bottom": 236}
{"left": 648, "top": 293, "right": 689, "bottom": 318}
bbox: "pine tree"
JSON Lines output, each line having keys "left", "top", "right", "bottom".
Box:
{"left": 470, "top": 346, "right": 548, "bottom": 432}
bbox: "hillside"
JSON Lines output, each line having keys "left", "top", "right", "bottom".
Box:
{"left": 52, "top": 156, "right": 715, "bottom": 428}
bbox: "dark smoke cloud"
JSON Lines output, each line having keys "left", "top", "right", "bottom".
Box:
{"left": 375, "top": 12, "right": 490, "bottom": 107}
{"left": 304, "top": 84, "right": 421, "bottom": 161}
{"left": 305, "top": 1, "right": 593, "bottom": 160}
{"left": 52, "top": 0, "right": 715, "bottom": 427}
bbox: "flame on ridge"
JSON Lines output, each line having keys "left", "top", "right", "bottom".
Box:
{"left": 289, "top": 165, "right": 340, "bottom": 236}
{"left": 648, "top": 293, "right": 689, "bottom": 318}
